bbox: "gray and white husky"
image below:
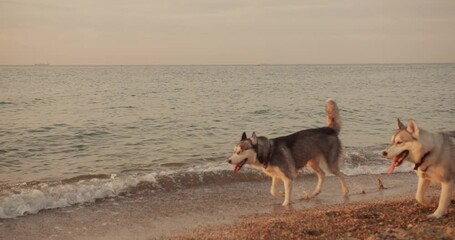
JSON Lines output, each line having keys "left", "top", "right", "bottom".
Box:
{"left": 382, "top": 119, "right": 455, "bottom": 218}
{"left": 227, "top": 99, "right": 349, "bottom": 206}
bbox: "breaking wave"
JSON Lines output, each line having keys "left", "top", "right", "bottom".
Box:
{"left": 0, "top": 164, "right": 266, "bottom": 219}
{"left": 0, "top": 173, "right": 154, "bottom": 219}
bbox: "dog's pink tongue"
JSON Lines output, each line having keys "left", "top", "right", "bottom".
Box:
{"left": 387, "top": 156, "right": 400, "bottom": 174}
{"left": 233, "top": 165, "right": 240, "bottom": 175}
{"left": 387, "top": 163, "right": 396, "bottom": 174}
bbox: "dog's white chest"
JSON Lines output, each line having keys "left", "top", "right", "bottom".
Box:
{"left": 262, "top": 166, "right": 283, "bottom": 178}
{"left": 417, "top": 167, "right": 444, "bottom": 183}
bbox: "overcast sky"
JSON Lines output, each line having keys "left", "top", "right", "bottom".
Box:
{"left": 1, "top": 0, "right": 455, "bottom": 65}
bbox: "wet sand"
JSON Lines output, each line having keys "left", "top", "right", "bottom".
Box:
{"left": 1, "top": 172, "right": 450, "bottom": 240}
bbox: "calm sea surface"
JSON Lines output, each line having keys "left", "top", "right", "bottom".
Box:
{"left": 0, "top": 64, "right": 454, "bottom": 218}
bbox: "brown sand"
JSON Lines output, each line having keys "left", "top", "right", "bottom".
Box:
{"left": 1, "top": 172, "right": 453, "bottom": 240}
{"left": 171, "top": 197, "right": 455, "bottom": 240}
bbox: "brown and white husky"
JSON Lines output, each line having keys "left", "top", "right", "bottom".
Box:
{"left": 382, "top": 118, "right": 455, "bottom": 218}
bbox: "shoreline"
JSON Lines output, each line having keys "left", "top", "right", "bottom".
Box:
{"left": 2, "top": 172, "right": 451, "bottom": 240}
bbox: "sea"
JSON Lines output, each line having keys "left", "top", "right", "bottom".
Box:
{"left": 0, "top": 64, "right": 454, "bottom": 219}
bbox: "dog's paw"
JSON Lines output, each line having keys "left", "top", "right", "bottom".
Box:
{"left": 310, "top": 190, "right": 321, "bottom": 198}
{"left": 282, "top": 201, "right": 291, "bottom": 206}
{"left": 416, "top": 197, "right": 431, "bottom": 206}
{"left": 301, "top": 190, "right": 320, "bottom": 200}
{"left": 427, "top": 208, "right": 448, "bottom": 219}
{"left": 271, "top": 191, "right": 283, "bottom": 197}
{"left": 299, "top": 191, "right": 311, "bottom": 200}
{"left": 427, "top": 213, "right": 444, "bottom": 219}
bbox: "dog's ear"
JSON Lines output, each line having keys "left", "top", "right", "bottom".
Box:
{"left": 251, "top": 132, "right": 257, "bottom": 145}
{"left": 396, "top": 118, "right": 406, "bottom": 129}
{"left": 407, "top": 119, "right": 420, "bottom": 138}
{"left": 241, "top": 132, "right": 247, "bottom": 141}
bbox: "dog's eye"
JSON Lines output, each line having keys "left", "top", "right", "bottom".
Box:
{"left": 397, "top": 141, "right": 402, "bottom": 145}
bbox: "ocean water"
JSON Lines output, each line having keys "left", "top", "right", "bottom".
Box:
{"left": 0, "top": 64, "right": 454, "bottom": 218}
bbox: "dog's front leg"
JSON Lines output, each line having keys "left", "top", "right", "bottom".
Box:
{"left": 429, "top": 182, "right": 453, "bottom": 218}
{"left": 270, "top": 176, "right": 281, "bottom": 196}
{"left": 416, "top": 176, "right": 431, "bottom": 206}
{"left": 282, "top": 178, "right": 292, "bottom": 206}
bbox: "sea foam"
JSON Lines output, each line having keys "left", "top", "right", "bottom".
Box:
{"left": 0, "top": 173, "right": 157, "bottom": 219}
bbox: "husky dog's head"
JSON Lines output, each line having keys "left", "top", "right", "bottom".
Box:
{"left": 382, "top": 118, "right": 424, "bottom": 173}
{"left": 228, "top": 132, "right": 259, "bottom": 174}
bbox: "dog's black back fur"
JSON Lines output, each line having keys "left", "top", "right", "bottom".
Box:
{"left": 257, "top": 127, "right": 341, "bottom": 178}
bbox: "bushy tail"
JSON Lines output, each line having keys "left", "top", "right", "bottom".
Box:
{"left": 325, "top": 98, "right": 341, "bottom": 135}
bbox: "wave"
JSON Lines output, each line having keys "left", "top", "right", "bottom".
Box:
{"left": 0, "top": 152, "right": 413, "bottom": 219}
{"left": 0, "top": 164, "right": 266, "bottom": 219}
{"left": 0, "top": 173, "right": 156, "bottom": 219}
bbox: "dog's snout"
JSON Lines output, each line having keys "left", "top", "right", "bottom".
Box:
{"left": 381, "top": 151, "right": 388, "bottom": 157}
{"left": 228, "top": 159, "right": 232, "bottom": 164}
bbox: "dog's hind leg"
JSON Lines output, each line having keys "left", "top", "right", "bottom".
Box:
{"left": 270, "top": 176, "right": 281, "bottom": 196}
{"left": 325, "top": 143, "right": 349, "bottom": 197}
{"left": 306, "top": 160, "right": 325, "bottom": 199}
{"left": 328, "top": 166, "right": 349, "bottom": 197}
{"left": 416, "top": 176, "right": 431, "bottom": 206}
{"left": 282, "top": 177, "right": 293, "bottom": 206}
{"left": 429, "top": 182, "right": 453, "bottom": 218}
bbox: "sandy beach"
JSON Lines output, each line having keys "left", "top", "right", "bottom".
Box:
{"left": 1, "top": 172, "right": 453, "bottom": 240}
{"left": 172, "top": 196, "right": 455, "bottom": 240}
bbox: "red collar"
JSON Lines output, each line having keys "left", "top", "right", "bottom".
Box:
{"left": 414, "top": 152, "right": 431, "bottom": 171}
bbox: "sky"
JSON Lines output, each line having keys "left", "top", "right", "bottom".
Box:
{"left": 1, "top": 0, "right": 455, "bottom": 65}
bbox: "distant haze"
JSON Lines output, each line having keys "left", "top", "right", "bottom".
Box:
{"left": 1, "top": 0, "right": 455, "bottom": 65}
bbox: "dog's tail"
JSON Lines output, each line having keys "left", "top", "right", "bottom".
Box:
{"left": 325, "top": 98, "right": 341, "bottom": 135}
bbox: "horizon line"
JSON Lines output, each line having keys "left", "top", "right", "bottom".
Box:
{"left": 1, "top": 62, "right": 454, "bottom": 67}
